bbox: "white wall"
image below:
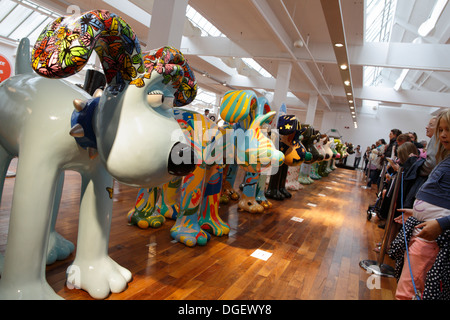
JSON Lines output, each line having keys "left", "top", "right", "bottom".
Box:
{"left": 288, "top": 109, "right": 324, "bottom": 131}
{"left": 320, "top": 103, "right": 437, "bottom": 165}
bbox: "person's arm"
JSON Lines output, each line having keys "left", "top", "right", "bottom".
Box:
{"left": 437, "top": 216, "right": 450, "bottom": 232}
{"left": 394, "top": 208, "right": 413, "bottom": 224}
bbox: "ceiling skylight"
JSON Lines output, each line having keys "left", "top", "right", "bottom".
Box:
{"left": 363, "top": 0, "right": 397, "bottom": 87}
{"left": 365, "top": 0, "right": 397, "bottom": 43}
{"left": 192, "top": 87, "right": 217, "bottom": 106}
{"left": 186, "top": 5, "right": 225, "bottom": 37}
{"left": 0, "top": 0, "right": 59, "bottom": 44}
{"left": 185, "top": 5, "right": 272, "bottom": 79}
{"left": 242, "top": 58, "right": 273, "bottom": 78}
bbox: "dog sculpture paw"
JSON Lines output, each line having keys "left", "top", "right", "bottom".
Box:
{"left": 46, "top": 232, "right": 75, "bottom": 265}
{"left": 170, "top": 218, "right": 211, "bottom": 247}
{"left": 238, "top": 194, "right": 264, "bottom": 214}
{"left": 0, "top": 280, "right": 63, "bottom": 300}
{"left": 68, "top": 256, "right": 132, "bottom": 299}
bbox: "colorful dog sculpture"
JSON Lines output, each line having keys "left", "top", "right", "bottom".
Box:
{"left": 126, "top": 111, "right": 224, "bottom": 233}
{"left": 169, "top": 109, "right": 227, "bottom": 247}
{"left": 174, "top": 99, "right": 283, "bottom": 245}
{"left": 0, "top": 10, "right": 197, "bottom": 300}
{"left": 298, "top": 125, "right": 322, "bottom": 185}
{"left": 235, "top": 95, "right": 276, "bottom": 213}
{"left": 310, "top": 132, "right": 327, "bottom": 180}
{"left": 318, "top": 135, "right": 334, "bottom": 177}
{"left": 128, "top": 94, "right": 284, "bottom": 246}
{"left": 265, "top": 115, "right": 311, "bottom": 200}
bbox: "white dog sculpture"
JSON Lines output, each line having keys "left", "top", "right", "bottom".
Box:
{"left": 0, "top": 10, "right": 197, "bottom": 299}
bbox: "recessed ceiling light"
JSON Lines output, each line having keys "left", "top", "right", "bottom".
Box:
{"left": 350, "top": 106, "right": 354, "bottom": 109}
{"left": 349, "top": 100, "right": 353, "bottom": 103}
{"left": 335, "top": 43, "right": 344, "bottom": 47}
{"left": 347, "top": 93, "right": 352, "bottom": 96}
{"left": 340, "top": 64, "right": 348, "bottom": 70}
{"left": 344, "top": 80, "right": 350, "bottom": 86}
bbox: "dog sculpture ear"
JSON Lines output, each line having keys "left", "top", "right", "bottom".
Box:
{"left": 249, "top": 111, "right": 276, "bottom": 130}
{"left": 135, "top": 46, "right": 197, "bottom": 107}
{"left": 31, "top": 11, "right": 197, "bottom": 102}
{"left": 31, "top": 10, "right": 143, "bottom": 88}
{"left": 256, "top": 96, "right": 272, "bottom": 117}
{"left": 220, "top": 90, "right": 257, "bottom": 124}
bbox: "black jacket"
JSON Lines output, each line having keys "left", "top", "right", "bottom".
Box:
{"left": 384, "top": 138, "right": 397, "bottom": 159}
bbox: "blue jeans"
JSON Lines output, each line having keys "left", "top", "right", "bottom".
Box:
{"left": 354, "top": 157, "right": 361, "bottom": 168}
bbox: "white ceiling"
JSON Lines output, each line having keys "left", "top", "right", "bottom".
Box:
{"left": 10, "top": 0, "right": 450, "bottom": 118}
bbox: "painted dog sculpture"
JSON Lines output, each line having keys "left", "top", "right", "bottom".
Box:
{"left": 230, "top": 94, "right": 277, "bottom": 213}
{"left": 318, "top": 135, "right": 334, "bottom": 177}
{"left": 128, "top": 109, "right": 229, "bottom": 243}
{"left": 298, "top": 125, "right": 322, "bottom": 185}
{"left": 128, "top": 92, "right": 284, "bottom": 246}
{"left": 265, "top": 115, "right": 311, "bottom": 200}
{"left": 0, "top": 10, "right": 197, "bottom": 299}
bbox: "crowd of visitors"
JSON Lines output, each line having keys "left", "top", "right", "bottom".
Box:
{"left": 362, "top": 110, "right": 450, "bottom": 300}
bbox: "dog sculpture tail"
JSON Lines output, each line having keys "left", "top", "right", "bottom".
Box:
{"left": 15, "top": 38, "right": 33, "bottom": 75}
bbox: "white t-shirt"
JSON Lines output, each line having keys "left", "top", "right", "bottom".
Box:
{"left": 412, "top": 199, "right": 450, "bottom": 240}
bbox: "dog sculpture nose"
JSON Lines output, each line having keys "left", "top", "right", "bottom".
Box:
{"left": 168, "top": 142, "right": 197, "bottom": 176}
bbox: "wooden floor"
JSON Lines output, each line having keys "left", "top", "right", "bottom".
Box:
{"left": 0, "top": 159, "right": 398, "bottom": 300}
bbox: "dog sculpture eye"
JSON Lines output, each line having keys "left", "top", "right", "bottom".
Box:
{"left": 147, "top": 91, "right": 174, "bottom": 109}
{"left": 147, "top": 91, "right": 164, "bottom": 108}
{"left": 161, "top": 97, "right": 174, "bottom": 109}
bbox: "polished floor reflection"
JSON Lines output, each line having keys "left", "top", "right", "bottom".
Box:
{"left": 0, "top": 160, "right": 397, "bottom": 300}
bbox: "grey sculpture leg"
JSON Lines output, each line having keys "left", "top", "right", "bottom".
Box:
{"left": 47, "top": 172, "right": 75, "bottom": 265}
{"left": 0, "top": 145, "right": 13, "bottom": 274}
{"left": 67, "top": 159, "right": 131, "bottom": 299}
{"left": 0, "top": 150, "right": 62, "bottom": 299}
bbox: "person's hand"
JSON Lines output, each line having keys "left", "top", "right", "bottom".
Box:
{"left": 395, "top": 208, "right": 413, "bottom": 224}
{"left": 415, "top": 220, "right": 442, "bottom": 241}
{"left": 386, "top": 158, "right": 398, "bottom": 171}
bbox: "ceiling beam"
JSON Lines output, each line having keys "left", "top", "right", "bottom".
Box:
{"left": 349, "top": 42, "right": 450, "bottom": 72}
{"left": 181, "top": 36, "right": 250, "bottom": 59}
{"left": 320, "top": 0, "right": 356, "bottom": 122}
{"left": 249, "top": 0, "right": 331, "bottom": 111}
{"left": 182, "top": 36, "right": 450, "bottom": 72}
{"left": 354, "top": 87, "right": 450, "bottom": 109}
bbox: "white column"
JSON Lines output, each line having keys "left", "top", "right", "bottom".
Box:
{"left": 147, "top": 0, "right": 189, "bottom": 49}
{"left": 305, "top": 94, "right": 318, "bottom": 125}
{"left": 271, "top": 62, "right": 292, "bottom": 116}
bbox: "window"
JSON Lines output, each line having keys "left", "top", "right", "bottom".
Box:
{"left": 0, "top": 0, "right": 59, "bottom": 44}
{"left": 186, "top": 5, "right": 225, "bottom": 38}
{"left": 363, "top": 0, "right": 397, "bottom": 86}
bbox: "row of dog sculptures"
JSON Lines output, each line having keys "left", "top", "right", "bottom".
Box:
{"left": 0, "top": 9, "right": 350, "bottom": 300}
{"left": 126, "top": 96, "right": 350, "bottom": 248}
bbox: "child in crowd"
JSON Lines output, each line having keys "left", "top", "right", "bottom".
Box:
{"left": 390, "top": 109, "right": 450, "bottom": 300}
